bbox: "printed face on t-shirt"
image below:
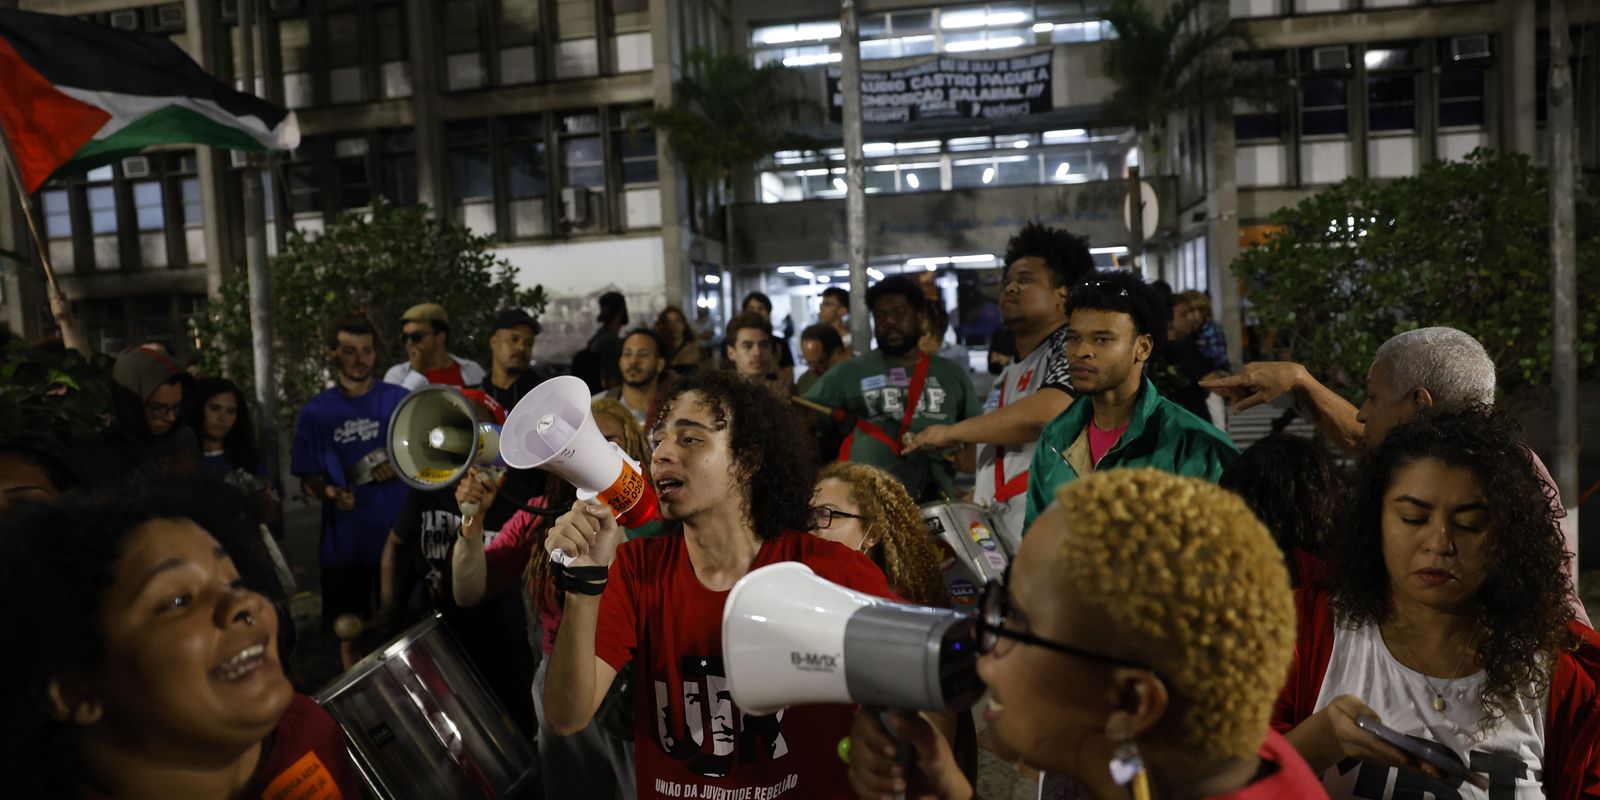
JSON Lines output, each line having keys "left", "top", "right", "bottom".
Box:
{"left": 1064, "top": 309, "right": 1149, "bottom": 397}
{"left": 78, "top": 518, "right": 291, "bottom": 756}
{"left": 1381, "top": 457, "right": 1491, "bottom": 613}
{"left": 649, "top": 391, "right": 742, "bottom": 524}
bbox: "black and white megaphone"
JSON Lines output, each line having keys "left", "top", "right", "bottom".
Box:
{"left": 501, "top": 376, "right": 660, "bottom": 545}
{"left": 387, "top": 386, "right": 507, "bottom": 522}
{"left": 722, "top": 562, "right": 982, "bottom": 715}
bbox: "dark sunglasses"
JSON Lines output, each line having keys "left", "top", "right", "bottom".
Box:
{"left": 976, "top": 569, "right": 1158, "bottom": 676}
{"left": 806, "top": 506, "right": 866, "bottom": 530}
{"left": 399, "top": 331, "right": 433, "bottom": 344}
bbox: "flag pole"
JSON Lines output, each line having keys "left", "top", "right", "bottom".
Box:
{"left": 0, "top": 122, "right": 92, "bottom": 355}
{"left": 0, "top": 125, "right": 61, "bottom": 296}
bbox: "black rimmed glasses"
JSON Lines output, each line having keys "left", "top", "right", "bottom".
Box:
{"left": 400, "top": 331, "right": 433, "bottom": 344}
{"left": 976, "top": 570, "right": 1157, "bottom": 675}
{"left": 806, "top": 506, "right": 867, "bottom": 531}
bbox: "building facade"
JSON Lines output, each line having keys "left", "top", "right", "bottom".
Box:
{"left": 1, "top": 0, "right": 1591, "bottom": 365}
{"left": 0, "top": 0, "right": 730, "bottom": 362}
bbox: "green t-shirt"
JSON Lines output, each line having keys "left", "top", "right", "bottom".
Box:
{"left": 804, "top": 349, "right": 979, "bottom": 496}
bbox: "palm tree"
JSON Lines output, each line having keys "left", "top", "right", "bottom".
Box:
{"left": 1101, "top": 0, "right": 1280, "bottom": 175}
{"left": 638, "top": 48, "right": 820, "bottom": 269}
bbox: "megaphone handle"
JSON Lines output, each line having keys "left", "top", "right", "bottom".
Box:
{"left": 874, "top": 708, "right": 910, "bottom": 800}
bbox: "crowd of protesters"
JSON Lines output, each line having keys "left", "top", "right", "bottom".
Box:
{"left": 0, "top": 219, "right": 1594, "bottom": 800}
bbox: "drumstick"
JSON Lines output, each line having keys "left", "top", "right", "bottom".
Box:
{"left": 791, "top": 395, "right": 852, "bottom": 424}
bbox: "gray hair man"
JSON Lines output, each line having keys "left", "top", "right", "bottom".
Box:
{"left": 1202, "top": 326, "right": 1587, "bottom": 625}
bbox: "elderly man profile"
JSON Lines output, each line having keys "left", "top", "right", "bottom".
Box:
{"left": 1202, "top": 326, "right": 1589, "bottom": 625}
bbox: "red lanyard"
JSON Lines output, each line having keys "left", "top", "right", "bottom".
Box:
{"left": 839, "top": 352, "right": 930, "bottom": 460}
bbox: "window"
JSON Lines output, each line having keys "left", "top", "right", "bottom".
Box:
{"left": 376, "top": 2, "right": 411, "bottom": 97}
{"left": 278, "top": 17, "right": 312, "bottom": 108}
{"left": 334, "top": 137, "right": 371, "bottom": 210}
{"left": 499, "top": 0, "right": 541, "bottom": 84}
{"left": 1301, "top": 78, "right": 1349, "bottom": 136}
{"left": 443, "top": 0, "right": 487, "bottom": 90}
{"left": 1366, "top": 75, "right": 1415, "bottom": 131}
{"left": 326, "top": 12, "right": 363, "bottom": 103}
{"left": 87, "top": 185, "right": 118, "bottom": 235}
{"left": 379, "top": 129, "right": 417, "bottom": 206}
{"left": 449, "top": 121, "right": 494, "bottom": 202}
{"left": 133, "top": 181, "right": 165, "bottom": 231}
{"left": 503, "top": 116, "right": 549, "bottom": 238}
{"left": 561, "top": 113, "right": 605, "bottom": 189}
{"left": 287, "top": 138, "right": 326, "bottom": 217}
{"left": 1233, "top": 53, "right": 1285, "bottom": 140}
{"left": 555, "top": 0, "right": 599, "bottom": 78}
{"left": 42, "top": 190, "right": 72, "bottom": 239}
{"left": 615, "top": 110, "right": 658, "bottom": 185}
{"left": 1438, "top": 68, "right": 1485, "bottom": 128}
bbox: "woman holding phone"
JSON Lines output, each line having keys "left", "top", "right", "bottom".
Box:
{"left": 1273, "top": 406, "right": 1600, "bottom": 799}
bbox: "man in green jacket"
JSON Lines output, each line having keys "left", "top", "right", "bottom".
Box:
{"left": 1024, "top": 271, "right": 1237, "bottom": 528}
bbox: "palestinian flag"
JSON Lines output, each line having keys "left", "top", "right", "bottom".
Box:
{"left": 0, "top": 9, "right": 298, "bottom": 194}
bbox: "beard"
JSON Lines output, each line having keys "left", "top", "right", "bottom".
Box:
{"left": 624, "top": 371, "right": 658, "bottom": 388}
{"left": 877, "top": 333, "right": 915, "bottom": 358}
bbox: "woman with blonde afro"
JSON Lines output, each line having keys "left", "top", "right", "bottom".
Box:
{"left": 847, "top": 468, "right": 1325, "bottom": 800}
{"left": 809, "top": 461, "right": 948, "bottom": 608}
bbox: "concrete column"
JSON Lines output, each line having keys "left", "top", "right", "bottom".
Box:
{"left": 185, "top": 0, "right": 231, "bottom": 297}
{"left": 1208, "top": 71, "right": 1242, "bottom": 370}
{"left": 407, "top": 0, "right": 449, "bottom": 214}
{"left": 1505, "top": 0, "right": 1537, "bottom": 155}
{"left": 652, "top": 0, "right": 691, "bottom": 310}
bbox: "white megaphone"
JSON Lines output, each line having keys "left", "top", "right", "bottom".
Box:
{"left": 387, "top": 386, "right": 507, "bottom": 522}
{"left": 501, "top": 376, "right": 660, "bottom": 540}
{"left": 722, "top": 562, "right": 982, "bottom": 716}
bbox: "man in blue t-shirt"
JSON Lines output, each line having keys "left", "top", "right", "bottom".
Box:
{"left": 291, "top": 315, "right": 411, "bottom": 629}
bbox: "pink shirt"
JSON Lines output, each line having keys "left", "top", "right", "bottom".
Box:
{"left": 1088, "top": 421, "right": 1128, "bottom": 466}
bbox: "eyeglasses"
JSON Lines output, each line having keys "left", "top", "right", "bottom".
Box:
{"left": 144, "top": 402, "right": 182, "bottom": 419}
{"left": 976, "top": 570, "right": 1157, "bottom": 676}
{"left": 1079, "top": 279, "right": 1132, "bottom": 300}
{"left": 806, "top": 506, "right": 867, "bottom": 530}
{"left": 399, "top": 331, "right": 433, "bottom": 344}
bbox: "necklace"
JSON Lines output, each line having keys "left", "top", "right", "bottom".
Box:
{"left": 1389, "top": 620, "right": 1480, "bottom": 712}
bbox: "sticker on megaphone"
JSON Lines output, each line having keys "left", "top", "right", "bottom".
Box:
{"left": 500, "top": 376, "right": 662, "bottom": 565}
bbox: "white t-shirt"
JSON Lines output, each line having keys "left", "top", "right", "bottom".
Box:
{"left": 1314, "top": 620, "right": 1547, "bottom": 799}
{"left": 974, "top": 323, "right": 1071, "bottom": 541}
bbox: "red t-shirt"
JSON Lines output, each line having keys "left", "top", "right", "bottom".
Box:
{"left": 425, "top": 361, "right": 466, "bottom": 386}
{"left": 1208, "top": 729, "right": 1326, "bottom": 799}
{"left": 80, "top": 694, "right": 360, "bottom": 800}
{"left": 596, "top": 529, "right": 892, "bottom": 800}
{"left": 1087, "top": 421, "right": 1127, "bottom": 466}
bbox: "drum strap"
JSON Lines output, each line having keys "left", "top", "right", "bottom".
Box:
{"left": 839, "top": 352, "right": 930, "bottom": 461}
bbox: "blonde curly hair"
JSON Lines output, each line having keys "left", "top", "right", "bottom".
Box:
{"left": 816, "top": 462, "right": 948, "bottom": 608}
{"left": 524, "top": 399, "right": 653, "bottom": 593}
{"left": 1052, "top": 469, "right": 1295, "bottom": 762}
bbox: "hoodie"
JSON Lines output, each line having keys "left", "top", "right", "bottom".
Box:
{"left": 79, "top": 346, "right": 200, "bottom": 485}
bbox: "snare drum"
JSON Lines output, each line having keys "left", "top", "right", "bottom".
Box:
{"left": 315, "top": 615, "right": 537, "bottom": 799}
{"left": 920, "top": 501, "right": 1013, "bottom": 612}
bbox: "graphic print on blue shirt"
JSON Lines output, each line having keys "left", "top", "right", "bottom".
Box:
{"left": 290, "top": 383, "right": 411, "bottom": 567}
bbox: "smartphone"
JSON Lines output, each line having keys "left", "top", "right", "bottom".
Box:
{"left": 1354, "top": 714, "right": 1490, "bottom": 790}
